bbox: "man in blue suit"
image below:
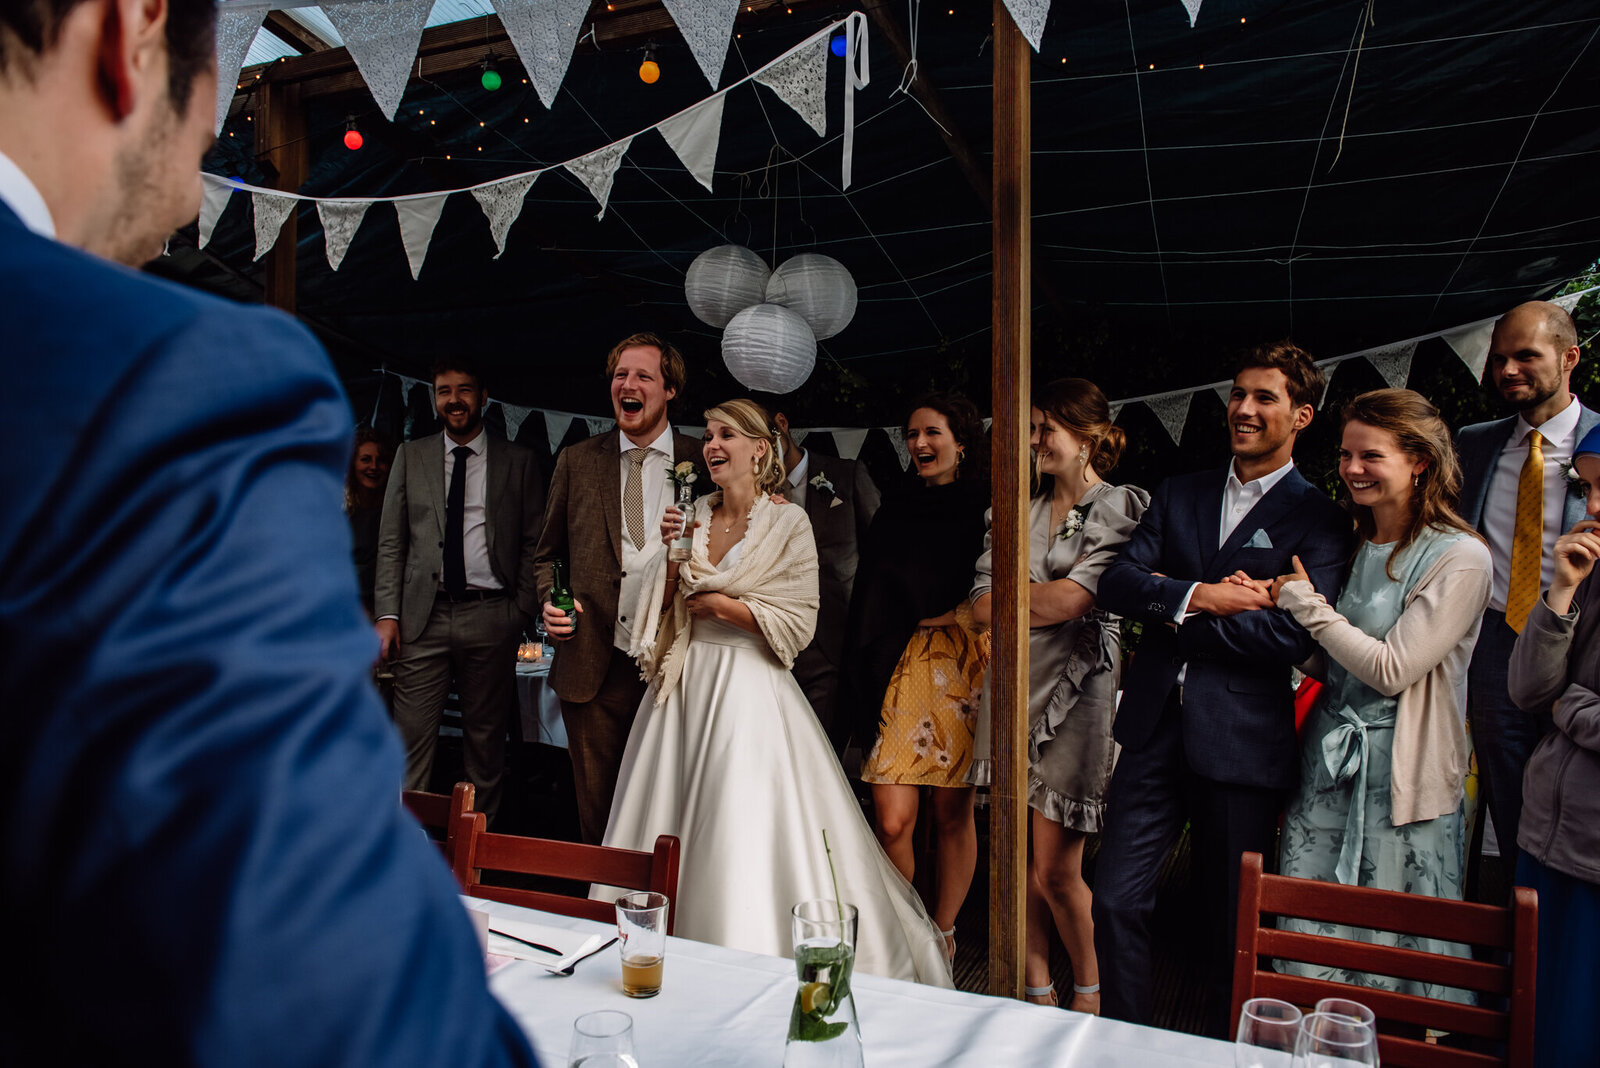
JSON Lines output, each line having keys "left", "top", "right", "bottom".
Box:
{"left": 1095, "top": 342, "right": 1352, "bottom": 1032}
{"left": 1458, "top": 300, "right": 1596, "bottom": 868}
{"left": 0, "top": 1, "right": 535, "bottom": 1063}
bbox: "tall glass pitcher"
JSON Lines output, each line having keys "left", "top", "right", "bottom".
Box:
{"left": 783, "top": 900, "right": 863, "bottom": 1068}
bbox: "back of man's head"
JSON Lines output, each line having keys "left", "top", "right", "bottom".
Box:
{"left": 0, "top": 0, "right": 214, "bottom": 110}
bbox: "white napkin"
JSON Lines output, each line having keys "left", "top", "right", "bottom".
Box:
{"left": 486, "top": 914, "right": 609, "bottom": 971}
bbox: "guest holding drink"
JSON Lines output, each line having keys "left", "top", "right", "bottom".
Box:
{"left": 969, "top": 378, "right": 1148, "bottom": 1013}
{"left": 1250, "top": 389, "right": 1490, "bottom": 996}
{"left": 1507, "top": 425, "right": 1600, "bottom": 1065}
{"left": 345, "top": 428, "right": 393, "bottom": 617}
{"left": 844, "top": 392, "right": 990, "bottom": 964}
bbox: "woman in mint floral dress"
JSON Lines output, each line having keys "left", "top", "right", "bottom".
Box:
{"left": 1253, "top": 390, "right": 1491, "bottom": 998}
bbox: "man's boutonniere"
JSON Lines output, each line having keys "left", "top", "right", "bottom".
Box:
{"left": 810, "top": 471, "right": 836, "bottom": 497}
{"left": 1056, "top": 504, "right": 1089, "bottom": 542}
{"left": 1560, "top": 459, "right": 1585, "bottom": 498}
{"left": 671, "top": 460, "right": 698, "bottom": 489}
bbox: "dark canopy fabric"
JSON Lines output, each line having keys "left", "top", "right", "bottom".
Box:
{"left": 172, "top": 0, "right": 1600, "bottom": 426}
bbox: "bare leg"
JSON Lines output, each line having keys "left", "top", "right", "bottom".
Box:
{"left": 1025, "top": 864, "right": 1058, "bottom": 1000}
{"left": 929, "top": 785, "right": 977, "bottom": 959}
{"left": 872, "top": 783, "right": 921, "bottom": 883}
{"left": 1032, "top": 810, "right": 1099, "bottom": 1014}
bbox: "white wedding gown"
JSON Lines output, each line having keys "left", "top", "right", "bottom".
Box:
{"left": 600, "top": 541, "right": 954, "bottom": 987}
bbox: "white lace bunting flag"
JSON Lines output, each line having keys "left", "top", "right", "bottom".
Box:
{"left": 1211, "top": 382, "right": 1231, "bottom": 407}
{"left": 656, "top": 95, "right": 725, "bottom": 192}
{"left": 565, "top": 138, "right": 632, "bottom": 220}
{"left": 834, "top": 428, "right": 868, "bottom": 460}
{"left": 1108, "top": 403, "right": 1124, "bottom": 423}
{"left": 662, "top": 0, "right": 740, "bottom": 89}
{"left": 214, "top": 6, "right": 264, "bottom": 133}
{"left": 584, "top": 416, "right": 613, "bottom": 437}
{"left": 1316, "top": 361, "right": 1337, "bottom": 409}
{"left": 544, "top": 411, "right": 574, "bottom": 450}
{"left": 323, "top": 0, "right": 434, "bottom": 120}
{"left": 1000, "top": 0, "right": 1050, "bottom": 51}
{"left": 493, "top": 0, "right": 591, "bottom": 110}
{"left": 1180, "top": 0, "right": 1204, "bottom": 28}
{"left": 887, "top": 427, "right": 911, "bottom": 470}
{"left": 1365, "top": 341, "right": 1417, "bottom": 390}
{"left": 501, "top": 403, "right": 531, "bottom": 441}
{"left": 472, "top": 173, "right": 540, "bottom": 258}
{"left": 1552, "top": 290, "right": 1583, "bottom": 312}
{"left": 754, "top": 35, "right": 828, "bottom": 137}
{"left": 317, "top": 200, "right": 372, "bottom": 271}
{"left": 1145, "top": 391, "right": 1193, "bottom": 446}
{"left": 1442, "top": 321, "right": 1494, "bottom": 381}
{"left": 394, "top": 194, "right": 449, "bottom": 280}
{"left": 197, "top": 175, "right": 235, "bottom": 249}
{"left": 251, "top": 192, "right": 297, "bottom": 261}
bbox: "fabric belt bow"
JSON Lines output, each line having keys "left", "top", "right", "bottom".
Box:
{"left": 1318, "top": 703, "right": 1396, "bottom": 886}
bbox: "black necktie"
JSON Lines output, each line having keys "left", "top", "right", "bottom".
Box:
{"left": 445, "top": 445, "right": 472, "bottom": 599}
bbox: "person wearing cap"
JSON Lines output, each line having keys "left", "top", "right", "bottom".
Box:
{"left": 1507, "top": 423, "right": 1600, "bottom": 1065}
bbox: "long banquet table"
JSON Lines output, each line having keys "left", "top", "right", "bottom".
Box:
{"left": 476, "top": 898, "right": 1233, "bottom": 1067}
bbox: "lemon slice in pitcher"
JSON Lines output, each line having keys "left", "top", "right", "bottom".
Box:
{"left": 799, "top": 981, "right": 831, "bottom": 1015}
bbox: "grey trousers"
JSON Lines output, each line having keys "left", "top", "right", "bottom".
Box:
{"left": 392, "top": 594, "right": 523, "bottom": 825}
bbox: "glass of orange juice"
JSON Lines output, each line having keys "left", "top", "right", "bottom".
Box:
{"left": 615, "top": 891, "right": 669, "bottom": 998}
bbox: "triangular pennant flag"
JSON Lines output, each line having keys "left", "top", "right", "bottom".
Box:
{"left": 1211, "top": 382, "right": 1231, "bottom": 407}
{"left": 1000, "top": 0, "right": 1050, "bottom": 51}
{"left": 1108, "top": 403, "right": 1124, "bottom": 423}
{"left": 1145, "top": 391, "right": 1193, "bottom": 446}
{"left": 753, "top": 35, "right": 828, "bottom": 136}
{"left": 834, "top": 427, "right": 868, "bottom": 460}
{"left": 214, "top": 6, "right": 264, "bottom": 134}
{"left": 564, "top": 138, "right": 632, "bottom": 220}
{"left": 197, "top": 176, "right": 235, "bottom": 248}
{"left": 316, "top": 200, "right": 372, "bottom": 271}
{"left": 661, "top": 0, "right": 740, "bottom": 89}
{"left": 492, "top": 0, "right": 591, "bottom": 110}
{"left": 585, "top": 416, "right": 613, "bottom": 437}
{"left": 394, "top": 194, "right": 448, "bottom": 280}
{"left": 1180, "top": 0, "right": 1204, "bottom": 28}
{"left": 544, "top": 410, "right": 574, "bottom": 449}
{"left": 656, "top": 94, "right": 725, "bottom": 192}
{"left": 1313, "top": 360, "right": 1338, "bottom": 409}
{"left": 982, "top": 417, "right": 994, "bottom": 431}
{"left": 1442, "top": 321, "right": 1495, "bottom": 381}
{"left": 1553, "top": 290, "right": 1584, "bottom": 312}
{"left": 251, "top": 192, "right": 297, "bottom": 261}
{"left": 677, "top": 425, "right": 706, "bottom": 439}
{"left": 322, "top": 0, "right": 433, "bottom": 120}
{"left": 501, "top": 403, "right": 531, "bottom": 441}
{"left": 886, "top": 426, "right": 911, "bottom": 471}
{"left": 1365, "top": 341, "right": 1417, "bottom": 390}
{"left": 471, "top": 173, "right": 539, "bottom": 258}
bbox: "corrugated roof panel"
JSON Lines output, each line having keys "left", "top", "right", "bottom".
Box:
{"left": 244, "top": 25, "right": 298, "bottom": 66}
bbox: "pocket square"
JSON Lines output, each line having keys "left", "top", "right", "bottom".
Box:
{"left": 1245, "top": 528, "right": 1273, "bottom": 549}
{"left": 829, "top": 497, "right": 844, "bottom": 508}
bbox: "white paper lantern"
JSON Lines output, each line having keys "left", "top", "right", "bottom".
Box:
{"left": 684, "top": 244, "right": 771, "bottom": 328}
{"left": 764, "top": 253, "right": 857, "bottom": 340}
{"left": 722, "top": 303, "right": 817, "bottom": 393}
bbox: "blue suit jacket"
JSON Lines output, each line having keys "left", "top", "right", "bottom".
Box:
{"left": 1458, "top": 404, "right": 1600, "bottom": 537}
{"left": 0, "top": 205, "right": 536, "bottom": 1066}
{"left": 1098, "top": 465, "right": 1353, "bottom": 789}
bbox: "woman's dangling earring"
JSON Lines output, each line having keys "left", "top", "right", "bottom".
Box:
{"left": 1413, "top": 472, "right": 1422, "bottom": 488}
{"left": 955, "top": 447, "right": 964, "bottom": 479}
{"left": 1077, "top": 444, "right": 1090, "bottom": 467}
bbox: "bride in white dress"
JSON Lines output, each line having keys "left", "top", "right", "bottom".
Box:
{"left": 600, "top": 398, "right": 953, "bottom": 987}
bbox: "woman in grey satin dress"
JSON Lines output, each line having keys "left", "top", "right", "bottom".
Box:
{"left": 970, "top": 378, "right": 1148, "bottom": 1013}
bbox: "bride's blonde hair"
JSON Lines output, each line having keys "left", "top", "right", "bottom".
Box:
{"left": 703, "top": 398, "right": 787, "bottom": 496}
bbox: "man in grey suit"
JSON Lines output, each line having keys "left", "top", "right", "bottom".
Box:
{"left": 376, "top": 359, "right": 545, "bottom": 825}
{"left": 536, "top": 334, "right": 702, "bottom": 843}
{"left": 1458, "top": 300, "right": 1596, "bottom": 861}
{"left": 772, "top": 411, "right": 880, "bottom": 753}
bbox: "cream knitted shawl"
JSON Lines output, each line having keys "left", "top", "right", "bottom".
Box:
{"left": 628, "top": 494, "right": 819, "bottom": 708}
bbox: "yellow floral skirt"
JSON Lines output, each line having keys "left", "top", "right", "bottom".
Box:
{"left": 860, "top": 603, "right": 988, "bottom": 788}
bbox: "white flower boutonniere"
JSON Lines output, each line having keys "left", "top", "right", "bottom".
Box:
{"left": 1560, "top": 459, "right": 1585, "bottom": 498}
{"left": 671, "top": 460, "right": 698, "bottom": 489}
{"left": 1056, "top": 504, "right": 1090, "bottom": 542}
{"left": 809, "top": 471, "right": 836, "bottom": 497}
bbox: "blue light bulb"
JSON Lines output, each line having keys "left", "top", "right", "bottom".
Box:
{"left": 830, "top": 34, "right": 847, "bottom": 57}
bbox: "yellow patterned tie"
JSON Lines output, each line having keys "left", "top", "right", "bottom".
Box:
{"left": 1505, "top": 429, "right": 1545, "bottom": 633}
{"left": 623, "top": 448, "right": 650, "bottom": 549}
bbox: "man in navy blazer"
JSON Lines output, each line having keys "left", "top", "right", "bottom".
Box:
{"left": 0, "top": 2, "right": 535, "bottom": 1063}
{"left": 1095, "top": 342, "right": 1352, "bottom": 1032}
{"left": 1457, "top": 301, "right": 1596, "bottom": 865}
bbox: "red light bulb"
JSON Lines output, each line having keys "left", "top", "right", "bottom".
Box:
{"left": 343, "top": 128, "right": 363, "bottom": 151}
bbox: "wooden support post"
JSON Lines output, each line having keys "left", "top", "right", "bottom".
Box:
{"left": 988, "top": 0, "right": 1031, "bottom": 1001}
{"left": 259, "top": 79, "right": 306, "bottom": 314}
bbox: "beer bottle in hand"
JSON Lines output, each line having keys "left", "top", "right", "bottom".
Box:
{"left": 550, "top": 559, "right": 577, "bottom": 632}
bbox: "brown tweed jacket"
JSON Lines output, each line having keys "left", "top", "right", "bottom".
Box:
{"left": 533, "top": 428, "right": 702, "bottom": 704}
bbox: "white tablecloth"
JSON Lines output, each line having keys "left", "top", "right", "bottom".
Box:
{"left": 478, "top": 900, "right": 1231, "bottom": 1067}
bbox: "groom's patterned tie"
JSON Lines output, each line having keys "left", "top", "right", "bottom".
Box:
{"left": 624, "top": 448, "right": 650, "bottom": 549}
{"left": 1505, "top": 429, "right": 1544, "bottom": 633}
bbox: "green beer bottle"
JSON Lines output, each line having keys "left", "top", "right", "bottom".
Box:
{"left": 550, "top": 559, "right": 577, "bottom": 632}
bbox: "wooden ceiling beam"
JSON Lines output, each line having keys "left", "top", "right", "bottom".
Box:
{"left": 263, "top": 10, "right": 332, "bottom": 55}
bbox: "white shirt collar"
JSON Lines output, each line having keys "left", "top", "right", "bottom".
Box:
{"left": 619, "top": 423, "right": 674, "bottom": 458}
{"left": 0, "top": 149, "right": 56, "bottom": 238}
{"left": 787, "top": 449, "right": 811, "bottom": 488}
{"left": 444, "top": 426, "right": 487, "bottom": 456}
{"left": 1515, "top": 395, "right": 1582, "bottom": 452}
{"left": 1226, "top": 457, "right": 1296, "bottom": 495}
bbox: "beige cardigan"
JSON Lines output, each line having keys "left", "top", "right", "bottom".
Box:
{"left": 1278, "top": 535, "right": 1491, "bottom": 826}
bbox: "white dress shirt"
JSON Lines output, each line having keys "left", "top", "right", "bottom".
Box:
{"left": 1483, "top": 396, "right": 1582, "bottom": 611}
{"left": 444, "top": 428, "right": 502, "bottom": 592}
{"left": 615, "top": 425, "right": 674, "bottom": 651}
{"left": 786, "top": 449, "right": 811, "bottom": 508}
{"left": 0, "top": 149, "right": 56, "bottom": 238}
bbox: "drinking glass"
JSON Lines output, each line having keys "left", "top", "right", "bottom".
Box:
{"left": 1313, "top": 997, "right": 1376, "bottom": 1030}
{"left": 1234, "top": 997, "right": 1301, "bottom": 1068}
{"left": 1294, "top": 1010, "right": 1379, "bottom": 1067}
{"left": 784, "top": 899, "right": 863, "bottom": 1068}
{"left": 615, "top": 891, "right": 669, "bottom": 998}
{"left": 567, "top": 1010, "right": 637, "bottom": 1068}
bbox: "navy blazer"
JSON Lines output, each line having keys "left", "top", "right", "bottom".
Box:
{"left": 1458, "top": 405, "right": 1600, "bottom": 537}
{"left": 1099, "top": 465, "right": 1353, "bottom": 789}
{"left": 0, "top": 205, "right": 536, "bottom": 1065}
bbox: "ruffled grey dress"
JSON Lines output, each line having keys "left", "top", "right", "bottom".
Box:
{"left": 967, "top": 482, "right": 1148, "bottom": 831}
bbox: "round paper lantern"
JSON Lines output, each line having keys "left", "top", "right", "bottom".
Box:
{"left": 722, "top": 304, "right": 817, "bottom": 393}
{"left": 685, "top": 245, "right": 770, "bottom": 328}
{"left": 764, "top": 253, "right": 857, "bottom": 340}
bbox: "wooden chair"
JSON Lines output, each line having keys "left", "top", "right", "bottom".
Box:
{"left": 452, "top": 812, "right": 680, "bottom": 934}
{"left": 1232, "top": 851, "right": 1537, "bottom": 1067}
{"left": 401, "top": 781, "right": 476, "bottom": 864}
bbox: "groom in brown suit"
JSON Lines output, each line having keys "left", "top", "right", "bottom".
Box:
{"left": 536, "top": 333, "right": 701, "bottom": 842}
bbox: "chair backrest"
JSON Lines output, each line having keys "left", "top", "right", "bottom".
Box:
{"left": 452, "top": 812, "right": 680, "bottom": 935}
{"left": 1232, "top": 852, "right": 1537, "bottom": 1067}
{"left": 401, "top": 781, "right": 476, "bottom": 864}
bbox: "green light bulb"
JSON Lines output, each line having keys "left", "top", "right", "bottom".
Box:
{"left": 481, "top": 68, "right": 502, "bottom": 91}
